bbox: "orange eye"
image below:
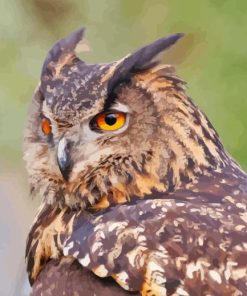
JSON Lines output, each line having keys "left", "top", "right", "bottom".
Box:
{"left": 41, "top": 117, "right": 52, "bottom": 135}
{"left": 95, "top": 112, "right": 126, "bottom": 131}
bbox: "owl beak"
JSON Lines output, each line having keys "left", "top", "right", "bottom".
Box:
{"left": 57, "top": 137, "right": 73, "bottom": 181}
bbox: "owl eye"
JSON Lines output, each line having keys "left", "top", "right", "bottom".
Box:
{"left": 41, "top": 117, "right": 52, "bottom": 135}
{"left": 92, "top": 112, "right": 126, "bottom": 131}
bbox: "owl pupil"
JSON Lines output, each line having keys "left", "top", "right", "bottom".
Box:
{"left": 105, "top": 114, "right": 117, "bottom": 126}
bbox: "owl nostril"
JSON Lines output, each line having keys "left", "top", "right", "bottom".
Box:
{"left": 57, "top": 137, "right": 73, "bottom": 181}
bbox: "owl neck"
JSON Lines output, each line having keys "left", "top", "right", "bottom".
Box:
{"left": 53, "top": 73, "right": 238, "bottom": 210}
{"left": 92, "top": 86, "right": 236, "bottom": 210}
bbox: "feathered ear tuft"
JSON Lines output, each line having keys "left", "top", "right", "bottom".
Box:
{"left": 107, "top": 33, "right": 184, "bottom": 96}
{"left": 40, "top": 27, "right": 87, "bottom": 88}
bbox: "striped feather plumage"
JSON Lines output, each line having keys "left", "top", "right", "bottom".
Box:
{"left": 24, "top": 28, "right": 247, "bottom": 295}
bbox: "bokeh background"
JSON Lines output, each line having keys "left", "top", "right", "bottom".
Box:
{"left": 1, "top": 1, "right": 247, "bottom": 295}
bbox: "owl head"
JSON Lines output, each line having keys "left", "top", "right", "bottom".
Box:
{"left": 24, "top": 28, "right": 227, "bottom": 209}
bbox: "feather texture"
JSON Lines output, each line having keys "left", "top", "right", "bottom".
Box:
{"left": 24, "top": 28, "right": 247, "bottom": 296}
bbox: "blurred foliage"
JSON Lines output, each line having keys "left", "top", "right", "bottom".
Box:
{"left": 1, "top": 0, "right": 247, "bottom": 169}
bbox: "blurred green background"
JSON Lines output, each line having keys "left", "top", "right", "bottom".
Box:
{"left": 1, "top": 1, "right": 247, "bottom": 295}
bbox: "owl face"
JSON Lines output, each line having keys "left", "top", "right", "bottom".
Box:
{"left": 24, "top": 68, "right": 161, "bottom": 207}
{"left": 24, "top": 28, "right": 225, "bottom": 208}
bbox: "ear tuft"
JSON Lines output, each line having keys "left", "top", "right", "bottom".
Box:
{"left": 107, "top": 33, "right": 184, "bottom": 96}
{"left": 41, "top": 27, "right": 85, "bottom": 83}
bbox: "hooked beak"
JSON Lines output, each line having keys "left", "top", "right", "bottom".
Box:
{"left": 57, "top": 137, "right": 73, "bottom": 181}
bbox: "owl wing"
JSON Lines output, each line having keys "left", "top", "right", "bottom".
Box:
{"left": 30, "top": 257, "right": 139, "bottom": 296}
{"left": 62, "top": 195, "right": 247, "bottom": 296}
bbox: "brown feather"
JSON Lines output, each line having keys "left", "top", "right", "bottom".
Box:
{"left": 24, "top": 29, "right": 247, "bottom": 295}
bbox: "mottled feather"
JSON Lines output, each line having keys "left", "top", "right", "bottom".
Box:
{"left": 24, "top": 28, "right": 247, "bottom": 296}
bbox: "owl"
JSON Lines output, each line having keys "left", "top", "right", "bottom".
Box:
{"left": 24, "top": 28, "right": 247, "bottom": 296}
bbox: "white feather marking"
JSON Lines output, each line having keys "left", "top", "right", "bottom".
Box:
{"left": 209, "top": 270, "right": 222, "bottom": 284}
{"left": 79, "top": 253, "right": 91, "bottom": 267}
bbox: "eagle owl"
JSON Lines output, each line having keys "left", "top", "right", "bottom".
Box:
{"left": 24, "top": 28, "right": 247, "bottom": 296}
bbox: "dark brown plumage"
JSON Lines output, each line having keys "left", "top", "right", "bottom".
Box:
{"left": 30, "top": 257, "right": 139, "bottom": 296}
{"left": 24, "top": 28, "right": 247, "bottom": 295}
